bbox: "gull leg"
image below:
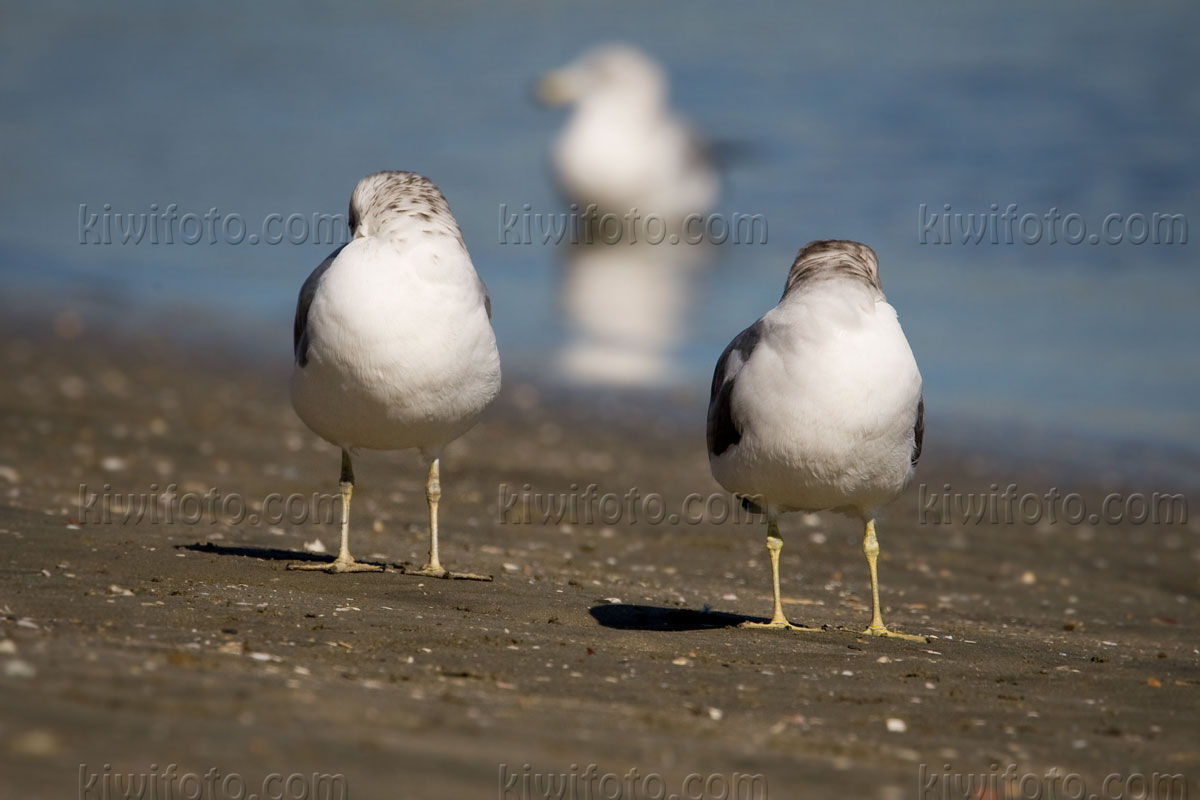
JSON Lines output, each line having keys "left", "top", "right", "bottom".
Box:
{"left": 290, "top": 449, "right": 382, "bottom": 573}
{"left": 414, "top": 458, "right": 449, "bottom": 577}
{"left": 740, "top": 514, "right": 807, "bottom": 631}
{"left": 403, "top": 457, "right": 492, "bottom": 581}
{"left": 860, "top": 518, "right": 922, "bottom": 641}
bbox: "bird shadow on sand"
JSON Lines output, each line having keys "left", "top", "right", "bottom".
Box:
{"left": 589, "top": 604, "right": 758, "bottom": 631}
{"left": 177, "top": 541, "right": 392, "bottom": 570}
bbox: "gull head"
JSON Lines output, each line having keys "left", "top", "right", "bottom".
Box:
{"left": 781, "top": 240, "right": 883, "bottom": 299}
{"left": 346, "top": 170, "right": 460, "bottom": 242}
{"left": 537, "top": 43, "right": 668, "bottom": 111}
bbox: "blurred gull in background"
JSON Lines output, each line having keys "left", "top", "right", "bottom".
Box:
{"left": 538, "top": 43, "right": 720, "bottom": 226}
{"left": 538, "top": 43, "right": 721, "bottom": 388}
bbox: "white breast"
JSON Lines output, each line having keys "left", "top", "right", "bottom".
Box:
{"left": 290, "top": 235, "right": 501, "bottom": 453}
{"left": 712, "top": 283, "right": 922, "bottom": 514}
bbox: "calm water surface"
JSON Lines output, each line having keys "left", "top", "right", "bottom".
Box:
{"left": 2, "top": 1, "right": 1197, "bottom": 459}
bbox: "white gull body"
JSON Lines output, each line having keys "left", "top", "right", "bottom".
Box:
{"left": 538, "top": 43, "right": 719, "bottom": 224}
{"left": 290, "top": 171, "right": 501, "bottom": 576}
{"left": 707, "top": 240, "right": 924, "bottom": 638}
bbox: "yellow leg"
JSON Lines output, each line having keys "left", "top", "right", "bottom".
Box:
{"left": 740, "top": 515, "right": 807, "bottom": 631}
{"left": 414, "top": 458, "right": 449, "bottom": 577}
{"left": 860, "top": 518, "right": 922, "bottom": 641}
{"left": 290, "top": 449, "right": 382, "bottom": 573}
{"left": 402, "top": 458, "right": 491, "bottom": 581}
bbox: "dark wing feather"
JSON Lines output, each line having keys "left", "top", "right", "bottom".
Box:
{"left": 910, "top": 396, "right": 924, "bottom": 466}
{"left": 706, "top": 321, "right": 762, "bottom": 458}
{"left": 477, "top": 274, "right": 493, "bottom": 320}
{"left": 293, "top": 244, "right": 346, "bottom": 367}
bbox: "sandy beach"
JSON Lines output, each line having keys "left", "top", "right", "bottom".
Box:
{"left": 0, "top": 309, "right": 1197, "bottom": 800}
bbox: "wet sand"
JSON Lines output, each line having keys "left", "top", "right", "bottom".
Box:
{"left": 0, "top": 312, "right": 1197, "bottom": 799}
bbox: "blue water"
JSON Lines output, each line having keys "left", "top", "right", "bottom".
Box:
{"left": 2, "top": 1, "right": 1198, "bottom": 456}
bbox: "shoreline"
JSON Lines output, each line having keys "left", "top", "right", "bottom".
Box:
{"left": 5, "top": 287, "right": 1198, "bottom": 488}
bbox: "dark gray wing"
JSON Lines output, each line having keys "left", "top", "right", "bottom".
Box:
{"left": 910, "top": 396, "right": 924, "bottom": 466}
{"left": 706, "top": 321, "right": 762, "bottom": 459}
{"left": 293, "top": 244, "right": 346, "bottom": 367}
{"left": 477, "top": 274, "right": 493, "bottom": 320}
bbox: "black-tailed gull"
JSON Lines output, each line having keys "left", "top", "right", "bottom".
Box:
{"left": 289, "top": 171, "right": 501, "bottom": 578}
{"left": 538, "top": 43, "right": 719, "bottom": 225}
{"left": 707, "top": 240, "right": 924, "bottom": 639}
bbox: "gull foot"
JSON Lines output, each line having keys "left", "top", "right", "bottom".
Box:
{"left": 406, "top": 564, "right": 493, "bottom": 581}
{"left": 444, "top": 570, "right": 494, "bottom": 582}
{"left": 739, "top": 619, "right": 812, "bottom": 631}
{"left": 287, "top": 559, "right": 384, "bottom": 574}
{"left": 861, "top": 624, "right": 928, "bottom": 643}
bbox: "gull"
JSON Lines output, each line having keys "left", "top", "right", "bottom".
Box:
{"left": 289, "top": 171, "right": 501, "bottom": 578}
{"left": 707, "top": 240, "right": 925, "bottom": 640}
{"left": 538, "top": 43, "right": 719, "bottom": 225}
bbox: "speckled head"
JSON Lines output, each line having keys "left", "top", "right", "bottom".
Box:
{"left": 347, "top": 171, "right": 463, "bottom": 244}
{"left": 781, "top": 239, "right": 883, "bottom": 299}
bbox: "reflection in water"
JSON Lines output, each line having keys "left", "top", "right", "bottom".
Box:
{"left": 556, "top": 238, "right": 713, "bottom": 387}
